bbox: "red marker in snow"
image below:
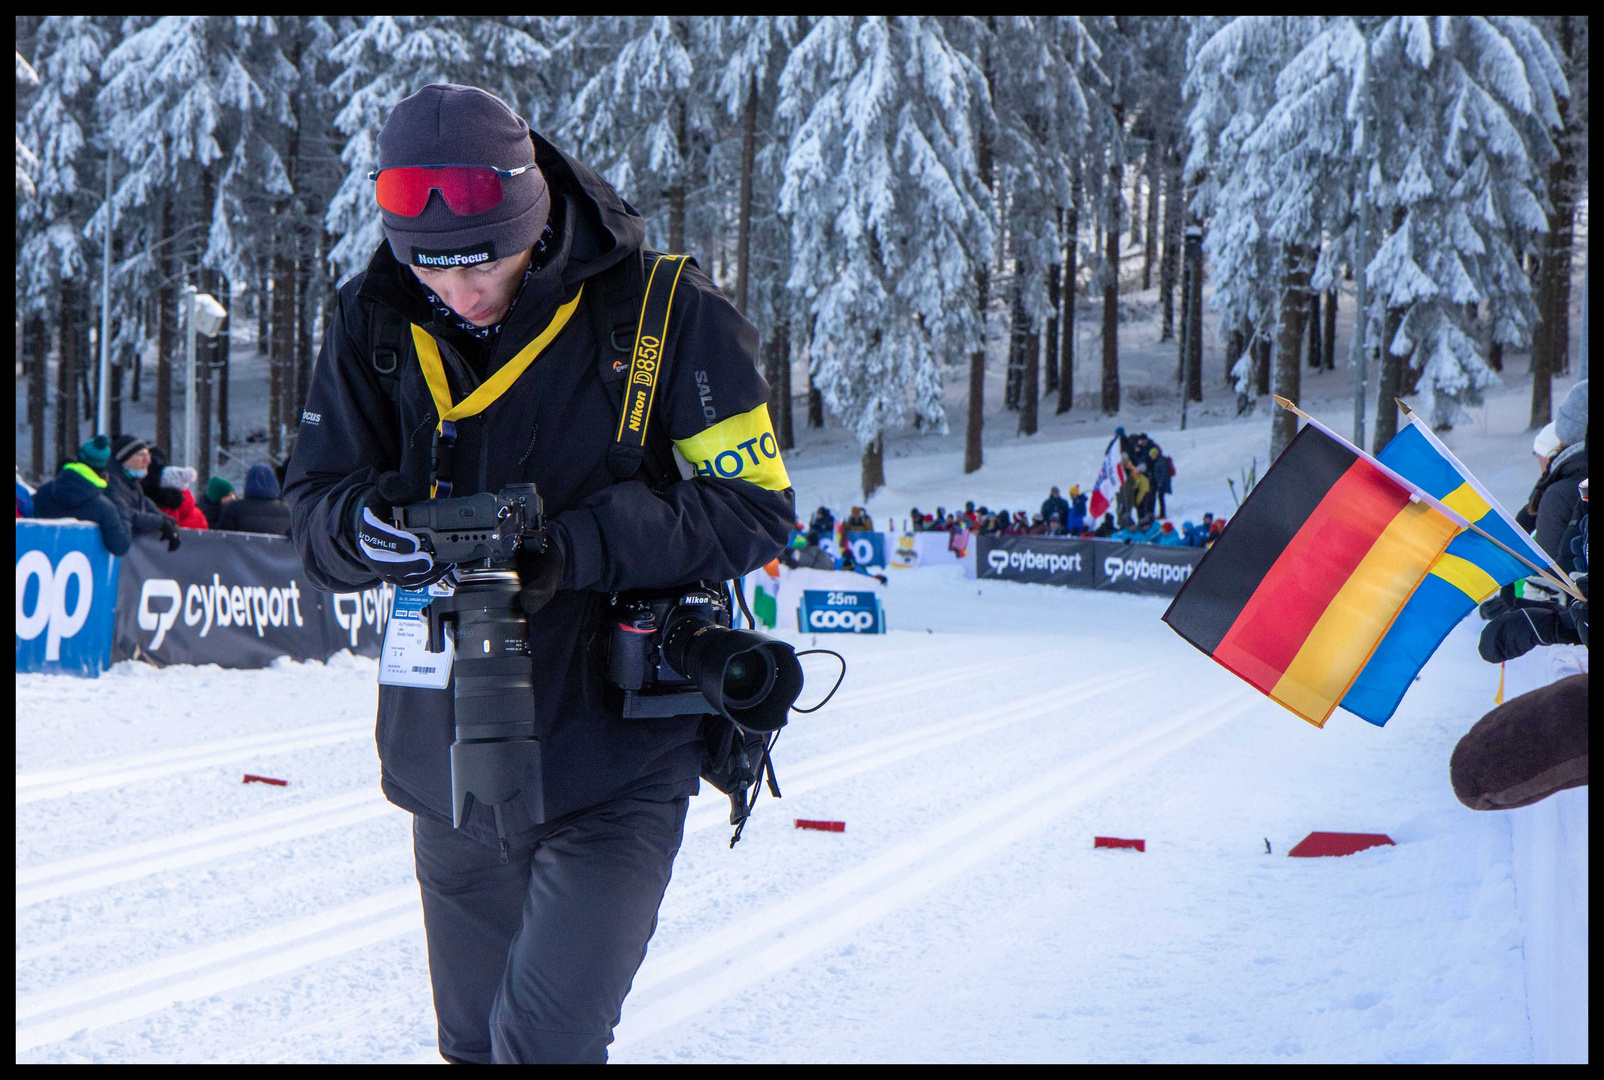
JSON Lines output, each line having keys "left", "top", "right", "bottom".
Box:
{"left": 243, "top": 774, "right": 289, "bottom": 787}
{"left": 795, "top": 819, "right": 845, "bottom": 833}
{"left": 1094, "top": 836, "right": 1145, "bottom": 852}
{"left": 1287, "top": 832, "right": 1393, "bottom": 857}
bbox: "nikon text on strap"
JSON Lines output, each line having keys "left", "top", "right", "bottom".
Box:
{"left": 608, "top": 254, "right": 690, "bottom": 481}
{"left": 412, "top": 285, "right": 586, "bottom": 497}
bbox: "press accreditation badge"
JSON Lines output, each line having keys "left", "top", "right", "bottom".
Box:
{"left": 378, "top": 582, "right": 454, "bottom": 689}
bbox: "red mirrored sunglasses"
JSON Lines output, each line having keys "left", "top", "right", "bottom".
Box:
{"left": 368, "top": 163, "right": 535, "bottom": 217}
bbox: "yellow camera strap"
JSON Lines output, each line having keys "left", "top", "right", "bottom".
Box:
{"left": 411, "top": 285, "right": 584, "bottom": 496}
{"left": 608, "top": 254, "right": 690, "bottom": 480}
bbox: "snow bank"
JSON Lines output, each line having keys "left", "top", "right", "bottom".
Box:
{"left": 1510, "top": 787, "right": 1588, "bottom": 1064}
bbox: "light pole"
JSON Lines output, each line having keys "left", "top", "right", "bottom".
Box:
{"left": 96, "top": 148, "right": 114, "bottom": 435}
{"left": 183, "top": 288, "right": 229, "bottom": 469}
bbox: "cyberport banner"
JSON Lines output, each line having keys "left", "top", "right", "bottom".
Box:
{"left": 113, "top": 531, "right": 393, "bottom": 667}
{"left": 16, "top": 520, "right": 121, "bottom": 678}
{"left": 976, "top": 535, "right": 1203, "bottom": 596}
{"left": 798, "top": 589, "right": 885, "bottom": 634}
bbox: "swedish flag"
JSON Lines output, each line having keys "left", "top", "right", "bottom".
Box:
{"left": 1340, "top": 413, "right": 1558, "bottom": 725}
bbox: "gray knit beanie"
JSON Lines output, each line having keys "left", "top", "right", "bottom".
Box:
{"left": 1554, "top": 380, "right": 1588, "bottom": 446}
{"left": 377, "top": 84, "right": 549, "bottom": 268}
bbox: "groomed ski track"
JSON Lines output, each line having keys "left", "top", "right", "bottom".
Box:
{"left": 16, "top": 575, "right": 1530, "bottom": 1062}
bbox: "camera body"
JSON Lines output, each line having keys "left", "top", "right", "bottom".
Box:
{"left": 395, "top": 482, "right": 544, "bottom": 566}
{"left": 607, "top": 587, "right": 802, "bottom": 734}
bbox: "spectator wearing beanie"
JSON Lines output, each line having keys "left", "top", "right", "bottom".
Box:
{"left": 155, "top": 465, "right": 210, "bottom": 530}
{"left": 217, "top": 463, "right": 293, "bottom": 536}
{"left": 30, "top": 436, "right": 132, "bottom": 555}
{"left": 105, "top": 434, "right": 176, "bottom": 543}
{"left": 1534, "top": 381, "right": 1587, "bottom": 563}
{"left": 198, "top": 475, "right": 237, "bottom": 528}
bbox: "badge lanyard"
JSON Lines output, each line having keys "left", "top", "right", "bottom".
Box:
{"left": 410, "top": 284, "right": 585, "bottom": 497}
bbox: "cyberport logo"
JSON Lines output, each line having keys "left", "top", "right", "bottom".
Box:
{"left": 1103, "top": 555, "right": 1192, "bottom": 586}
{"left": 987, "top": 548, "right": 1084, "bottom": 575}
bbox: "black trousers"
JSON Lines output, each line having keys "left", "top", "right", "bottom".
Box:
{"left": 412, "top": 796, "right": 688, "bottom": 1064}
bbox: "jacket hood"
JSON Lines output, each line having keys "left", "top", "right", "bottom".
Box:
{"left": 48, "top": 464, "right": 106, "bottom": 508}
{"left": 246, "top": 463, "right": 282, "bottom": 500}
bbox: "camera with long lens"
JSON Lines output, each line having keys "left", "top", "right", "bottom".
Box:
{"left": 607, "top": 587, "right": 803, "bottom": 734}
{"left": 394, "top": 483, "right": 546, "bottom": 829}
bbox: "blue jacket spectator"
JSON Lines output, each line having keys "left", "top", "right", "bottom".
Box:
{"left": 1155, "top": 521, "right": 1185, "bottom": 546}
{"left": 31, "top": 456, "right": 133, "bottom": 556}
{"left": 16, "top": 474, "right": 35, "bottom": 518}
{"left": 1063, "top": 487, "right": 1089, "bottom": 533}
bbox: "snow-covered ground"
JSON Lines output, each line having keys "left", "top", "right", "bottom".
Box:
{"left": 18, "top": 358, "right": 1573, "bottom": 1062}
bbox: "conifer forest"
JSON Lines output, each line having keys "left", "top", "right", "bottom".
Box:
{"left": 14, "top": 16, "right": 1590, "bottom": 493}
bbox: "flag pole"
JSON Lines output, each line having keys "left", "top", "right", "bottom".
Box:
{"left": 1273, "top": 397, "right": 1586, "bottom": 603}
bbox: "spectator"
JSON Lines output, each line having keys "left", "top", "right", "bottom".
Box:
{"left": 1535, "top": 381, "right": 1587, "bottom": 565}
{"left": 217, "top": 463, "right": 293, "bottom": 536}
{"left": 1041, "top": 487, "right": 1070, "bottom": 531}
{"left": 790, "top": 530, "right": 836, "bottom": 570}
{"left": 106, "top": 434, "right": 181, "bottom": 549}
{"left": 198, "top": 476, "right": 237, "bottom": 529}
{"left": 154, "top": 465, "right": 210, "bottom": 530}
{"left": 1148, "top": 446, "right": 1174, "bottom": 519}
{"left": 17, "top": 473, "right": 35, "bottom": 518}
{"left": 1028, "top": 513, "right": 1049, "bottom": 535}
{"left": 30, "top": 436, "right": 133, "bottom": 556}
{"left": 1092, "top": 512, "right": 1117, "bottom": 538}
{"left": 843, "top": 505, "right": 874, "bottom": 531}
{"left": 808, "top": 505, "right": 835, "bottom": 536}
{"left": 1155, "top": 521, "right": 1184, "bottom": 546}
{"left": 837, "top": 546, "right": 888, "bottom": 585}
{"left": 909, "top": 507, "right": 926, "bottom": 532}
{"left": 1063, "top": 485, "right": 1088, "bottom": 533}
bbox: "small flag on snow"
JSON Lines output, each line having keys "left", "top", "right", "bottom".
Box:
{"left": 243, "top": 774, "right": 288, "bottom": 786}
{"left": 795, "top": 819, "right": 845, "bottom": 832}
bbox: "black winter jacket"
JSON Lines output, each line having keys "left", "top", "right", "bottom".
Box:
{"left": 1535, "top": 443, "right": 1587, "bottom": 568}
{"left": 105, "top": 467, "right": 168, "bottom": 537}
{"left": 217, "top": 496, "right": 293, "bottom": 537}
{"left": 283, "top": 132, "right": 794, "bottom": 845}
{"left": 31, "top": 463, "right": 133, "bottom": 556}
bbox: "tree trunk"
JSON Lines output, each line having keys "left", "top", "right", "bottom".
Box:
{"left": 1159, "top": 142, "right": 1182, "bottom": 342}
{"left": 1044, "top": 222, "right": 1060, "bottom": 398}
{"left": 763, "top": 329, "right": 784, "bottom": 437}
{"left": 1143, "top": 153, "right": 1159, "bottom": 291}
{"left": 1252, "top": 328, "right": 1271, "bottom": 398}
{"left": 294, "top": 248, "right": 314, "bottom": 421}
{"left": 1005, "top": 259, "right": 1026, "bottom": 411}
{"left": 269, "top": 209, "right": 295, "bottom": 458}
{"left": 1226, "top": 327, "right": 1245, "bottom": 392}
{"left": 734, "top": 74, "right": 757, "bottom": 317}
{"left": 1374, "top": 302, "right": 1408, "bottom": 453}
{"left": 807, "top": 367, "right": 823, "bottom": 429}
{"left": 28, "top": 315, "right": 48, "bottom": 480}
{"left": 1020, "top": 328, "right": 1040, "bottom": 436}
{"left": 198, "top": 268, "right": 216, "bottom": 486}
{"left": 107, "top": 337, "right": 123, "bottom": 443}
{"left": 1184, "top": 226, "right": 1203, "bottom": 403}
{"left": 217, "top": 273, "right": 232, "bottom": 452}
{"left": 965, "top": 76, "right": 994, "bottom": 474}
{"left": 56, "top": 278, "right": 80, "bottom": 470}
{"left": 1306, "top": 288, "right": 1322, "bottom": 369}
{"left": 860, "top": 432, "right": 884, "bottom": 500}
{"left": 777, "top": 321, "right": 794, "bottom": 450}
{"left": 667, "top": 99, "right": 687, "bottom": 253}
{"left": 256, "top": 268, "right": 269, "bottom": 357}
{"left": 1532, "top": 17, "right": 1579, "bottom": 426}
{"left": 1489, "top": 339, "right": 1503, "bottom": 374}
{"left": 156, "top": 193, "right": 175, "bottom": 451}
{"left": 1270, "top": 244, "right": 1311, "bottom": 461}
{"left": 1057, "top": 192, "right": 1078, "bottom": 414}
{"left": 1321, "top": 288, "right": 1336, "bottom": 370}
{"left": 1100, "top": 168, "right": 1121, "bottom": 415}
{"left": 1129, "top": 172, "right": 1143, "bottom": 249}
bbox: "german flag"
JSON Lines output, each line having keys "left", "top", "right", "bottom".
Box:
{"left": 1163, "top": 424, "right": 1461, "bottom": 727}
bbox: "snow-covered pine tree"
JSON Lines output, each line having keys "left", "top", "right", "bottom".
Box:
{"left": 17, "top": 17, "right": 114, "bottom": 473}
{"left": 325, "top": 17, "right": 556, "bottom": 283}
{"left": 16, "top": 49, "right": 41, "bottom": 199}
{"left": 778, "top": 16, "right": 993, "bottom": 496}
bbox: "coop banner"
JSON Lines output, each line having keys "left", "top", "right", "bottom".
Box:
{"left": 16, "top": 520, "right": 121, "bottom": 678}
{"left": 820, "top": 530, "right": 888, "bottom": 569}
{"left": 113, "top": 531, "right": 392, "bottom": 667}
{"left": 977, "top": 535, "right": 1203, "bottom": 596}
{"left": 798, "top": 589, "right": 885, "bottom": 634}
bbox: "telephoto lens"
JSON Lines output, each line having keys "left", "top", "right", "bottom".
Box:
{"left": 425, "top": 567, "right": 544, "bottom": 827}
{"left": 662, "top": 607, "right": 802, "bottom": 733}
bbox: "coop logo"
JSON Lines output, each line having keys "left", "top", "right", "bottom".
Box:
{"left": 808, "top": 608, "right": 877, "bottom": 631}
{"left": 1102, "top": 555, "right": 1193, "bottom": 586}
{"left": 15, "top": 550, "right": 94, "bottom": 661}
{"left": 987, "top": 548, "right": 1084, "bottom": 575}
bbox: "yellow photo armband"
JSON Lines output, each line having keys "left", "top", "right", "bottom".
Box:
{"left": 673, "top": 405, "right": 792, "bottom": 491}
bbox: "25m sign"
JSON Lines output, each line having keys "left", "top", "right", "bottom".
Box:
{"left": 798, "top": 589, "right": 884, "bottom": 634}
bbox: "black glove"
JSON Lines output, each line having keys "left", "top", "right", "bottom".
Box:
{"left": 158, "top": 516, "right": 182, "bottom": 552}
{"left": 514, "top": 532, "right": 565, "bottom": 616}
{"left": 352, "top": 472, "right": 446, "bottom": 589}
{"left": 1478, "top": 603, "right": 1584, "bottom": 663}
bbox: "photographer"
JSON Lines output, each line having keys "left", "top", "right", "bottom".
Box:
{"left": 283, "top": 85, "right": 793, "bottom": 1064}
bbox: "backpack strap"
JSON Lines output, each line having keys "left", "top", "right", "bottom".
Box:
{"left": 367, "top": 301, "right": 411, "bottom": 413}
